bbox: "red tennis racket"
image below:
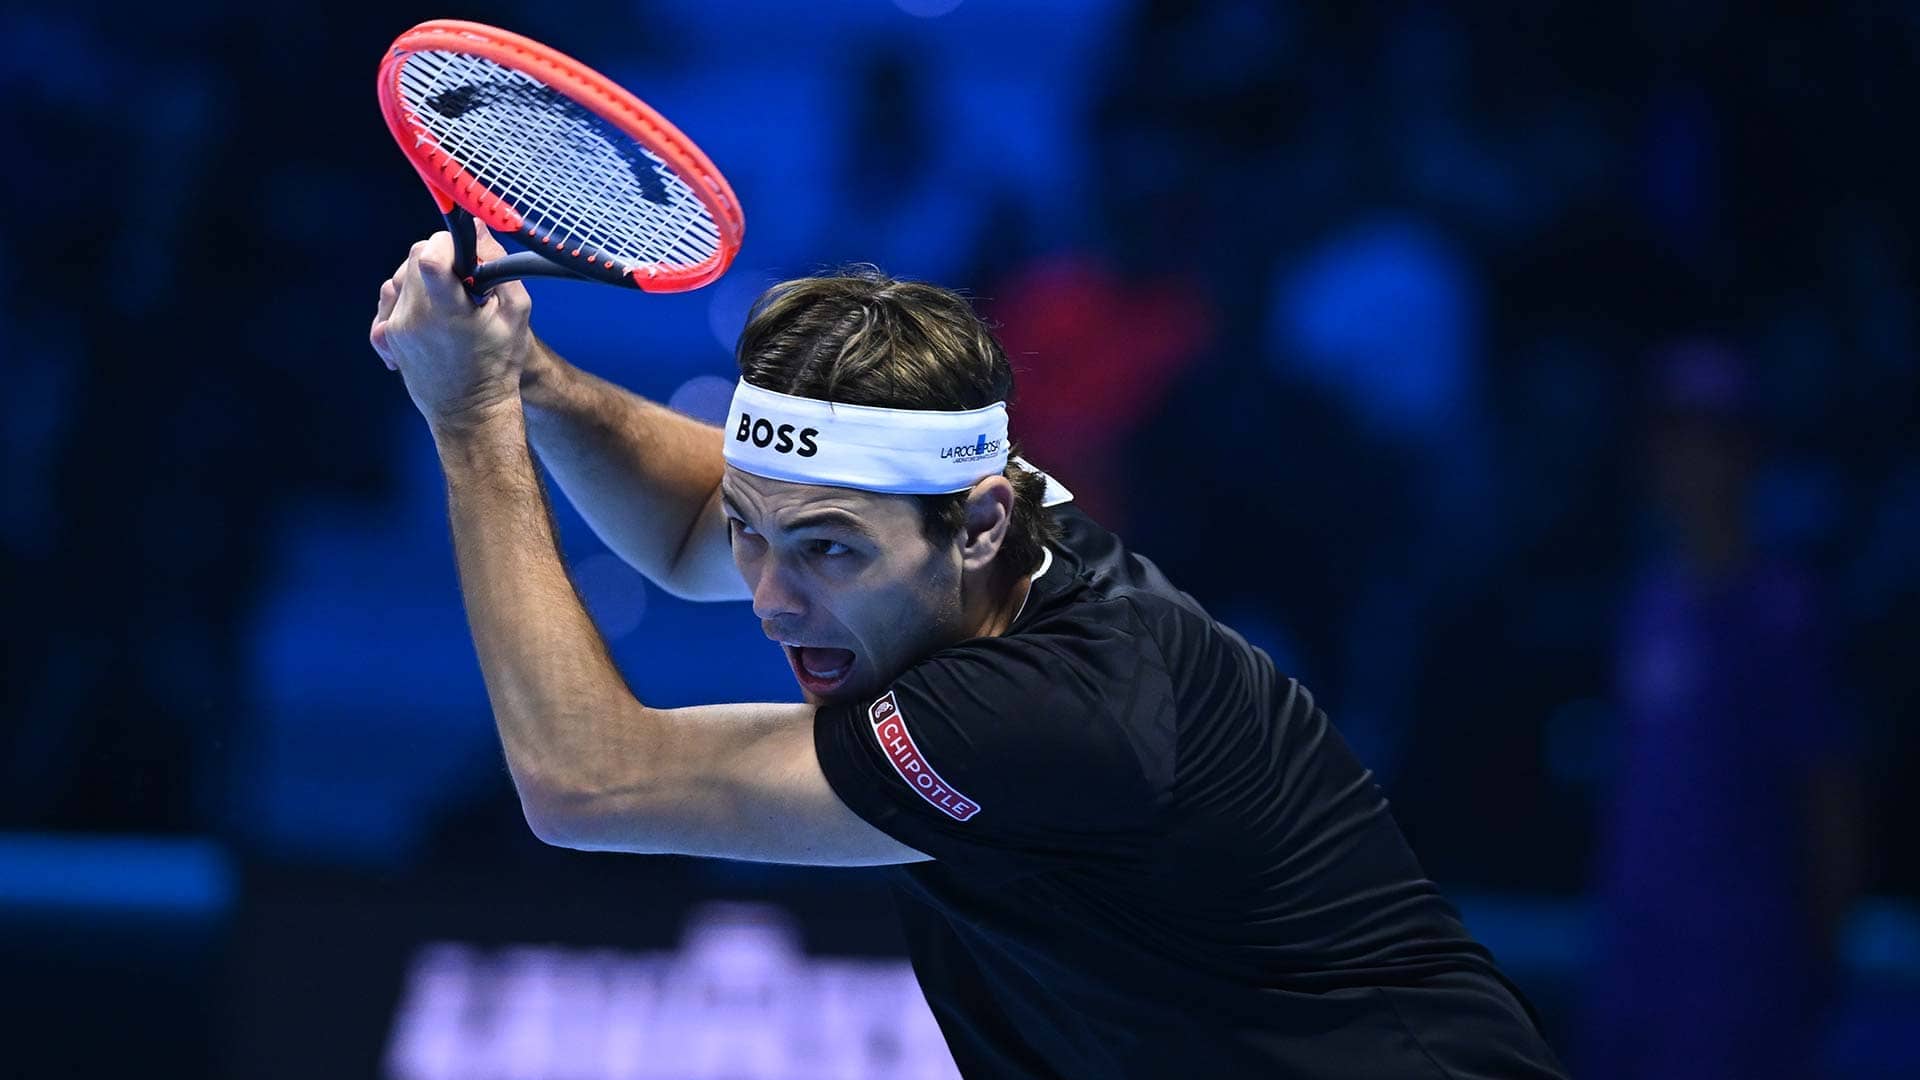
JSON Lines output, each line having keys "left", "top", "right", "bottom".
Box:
{"left": 377, "top": 19, "right": 744, "bottom": 298}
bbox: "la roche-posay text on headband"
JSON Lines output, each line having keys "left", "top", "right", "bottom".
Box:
{"left": 722, "top": 380, "right": 1010, "bottom": 494}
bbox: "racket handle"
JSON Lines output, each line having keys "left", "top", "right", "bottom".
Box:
{"left": 443, "top": 206, "right": 485, "bottom": 306}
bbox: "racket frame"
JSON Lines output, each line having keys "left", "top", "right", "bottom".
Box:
{"left": 378, "top": 19, "right": 744, "bottom": 295}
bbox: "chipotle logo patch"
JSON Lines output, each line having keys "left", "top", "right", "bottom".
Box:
{"left": 867, "top": 692, "right": 979, "bottom": 822}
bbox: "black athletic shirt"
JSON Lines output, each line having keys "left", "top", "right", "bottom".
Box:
{"left": 813, "top": 500, "right": 1569, "bottom": 1079}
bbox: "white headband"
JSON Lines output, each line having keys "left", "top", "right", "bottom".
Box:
{"left": 722, "top": 380, "right": 1010, "bottom": 494}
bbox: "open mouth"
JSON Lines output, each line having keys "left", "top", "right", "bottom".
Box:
{"left": 781, "top": 644, "right": 858, "bottom": 696}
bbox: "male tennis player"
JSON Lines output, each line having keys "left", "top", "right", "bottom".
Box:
{"left": 370, "top": 224, "right": 1569, "bottom": 1078}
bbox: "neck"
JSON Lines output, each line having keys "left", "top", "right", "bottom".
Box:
{"left": 966, "top": 550, "right": 1043, "bottom": 639}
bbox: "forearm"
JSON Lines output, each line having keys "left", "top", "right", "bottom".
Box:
{"left": 432, "top": 403, "right": 661, "bottom": 833}
{"left": 520, "top": 338, "right": 730, "bottom": 596}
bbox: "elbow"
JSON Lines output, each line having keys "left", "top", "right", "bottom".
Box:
{"left": 658, "top": 547, "right": 751, "bottom": 603}
{"left": 513, "top": 775, "right": 593, "bottom": 849}
{"left": 654, "top": 568, "right": 749, "bottom": 604}
{"left": 651, "top": 574, "right": 715, "bottom": 604}
{"left": 518, "top": 786, "right": 606, "bottom": 851}
{"left": 522, "top": 801, "right": 587, "bottom": 850}
{"left": 516, "top": 781, "right": 674, "bottom": 854}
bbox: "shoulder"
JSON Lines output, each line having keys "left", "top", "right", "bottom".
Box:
{"left": 933, "top": 597, "right": 1166, "bottom": 685}
{"left": 892, "top": 617, "right": 1174, "bottom": 774}
{"left": 1039, "top": 508, "right": 1236, "bottom": 701}
{"left": 816, "top": 614, "right": 1172, "bottom": 848}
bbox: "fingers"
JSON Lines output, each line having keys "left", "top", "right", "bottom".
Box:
{"left": 376, "top": 277, "right": 401, "bottom": 323}
{"left": 369, "top": 278, "right": 401, "bottom": 370}
{"left": 471, "top": 220, "right": 535, "bottom": 317}
{"left": 411, "top": 230, "right": 473, "bottom": 308}
{"left": 368, "top": 327, "right": 396, "bottom": 370}
{"left": 410, "top": 230, "right": 453, "bottom": 282}
{"left": 473, "top": 217, "right": 510, "bottom": 262}
{"left": 371, "top": 235, "right": 445, "bottom": 371}
{"left": 493, "top": 278, "right": 532, "bottom": 320}
{"left": 373, "top": 225, "right": 512, "bottom": 373}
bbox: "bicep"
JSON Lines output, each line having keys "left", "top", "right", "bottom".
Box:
{"left": 553, "top": 700, "right": 930, "bottom": 866}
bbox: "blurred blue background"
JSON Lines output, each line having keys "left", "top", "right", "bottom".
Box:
{"left": 4, "top": 1, "right": 1918, "bottom": 1075}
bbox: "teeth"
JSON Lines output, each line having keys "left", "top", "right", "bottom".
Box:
{"left": 781, "top": 642, "right": 850, "bottom": 681}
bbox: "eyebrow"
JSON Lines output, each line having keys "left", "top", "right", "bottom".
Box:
{"left": 720, "top": 494, "right": 879, "bottom": 539}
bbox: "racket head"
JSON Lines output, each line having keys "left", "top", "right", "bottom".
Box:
{"left": 377, "top": 19, "right": 744, "bottom": 293}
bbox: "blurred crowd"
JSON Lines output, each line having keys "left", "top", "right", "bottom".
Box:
{"left": 5, "top": 1, "right": 1918, "bottom": 1075}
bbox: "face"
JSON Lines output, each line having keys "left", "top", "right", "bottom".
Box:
{"left": 721, "top": 467, "right": 972, "bottom": 706}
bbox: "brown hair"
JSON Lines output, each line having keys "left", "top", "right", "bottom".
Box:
{"left": 735, "top": 265, "right": 1059, "bottom": 578}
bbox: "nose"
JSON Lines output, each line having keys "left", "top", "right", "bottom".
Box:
{"left": 749, "top": 557, "right": 806, "bottom": 623}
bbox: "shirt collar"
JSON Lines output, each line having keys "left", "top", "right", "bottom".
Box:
{"left": 1009, "top": 546, "right": 1054, "bottom": 626}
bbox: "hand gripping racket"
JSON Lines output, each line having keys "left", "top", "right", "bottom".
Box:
{"left": 377, "top": 19, "right": 744, "bottom": 298}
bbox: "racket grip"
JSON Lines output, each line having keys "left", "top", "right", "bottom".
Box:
{"left": 442, "top": 207, "right": 485, "bottom": 306}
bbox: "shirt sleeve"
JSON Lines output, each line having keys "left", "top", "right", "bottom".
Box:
{"left": 813, "top": 615, "right": 1172, "bottom": 870}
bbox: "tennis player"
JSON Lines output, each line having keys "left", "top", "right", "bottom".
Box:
{"left": 370, "top": 224, "right": 1569, "bottom": 1078}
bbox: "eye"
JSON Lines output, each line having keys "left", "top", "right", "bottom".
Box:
{"left": 808, "top": 538, "right": 852, "bottom": 558}
{"left": 725, "top": 518, "right": 763, "bottom": 552}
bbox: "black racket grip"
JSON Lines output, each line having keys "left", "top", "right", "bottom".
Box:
{"left": 443, "top": 206, "right": 485, "bottom": 306}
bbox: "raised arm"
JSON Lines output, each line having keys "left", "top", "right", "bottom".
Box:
{"left": 521, "top": 340, "right": 747, "bottom": 601}
{"left": 370, "top": 227, "right": 925, "bottom": 867}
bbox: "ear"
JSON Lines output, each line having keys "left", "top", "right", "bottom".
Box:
{"left": 957, "top": 475, "right": 1015, "bottom": 575}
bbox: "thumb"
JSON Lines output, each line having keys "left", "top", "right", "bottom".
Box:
{"left": 474, "top": 216, "right": 510, "bottom": 262}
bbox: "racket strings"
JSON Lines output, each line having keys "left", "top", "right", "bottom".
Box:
{"left": 397, "top": 50, "right": 721, "bottom": 273}
{"left": 407, "top": 53, "right": 717, "bottom": 267}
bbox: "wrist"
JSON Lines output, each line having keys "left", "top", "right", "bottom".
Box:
{"left": 429, "top": 393, "right": 526, "bottom": 448}
{"left": 520, "top": 338, "right": 571, "bottom": 407}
